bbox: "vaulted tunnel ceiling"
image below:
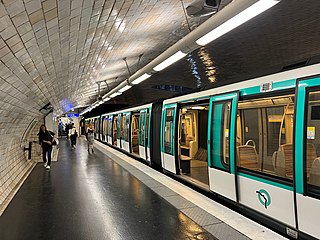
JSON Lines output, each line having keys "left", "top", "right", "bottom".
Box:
{"left": 0, "top": 0, "right": 319, "bottom": 116}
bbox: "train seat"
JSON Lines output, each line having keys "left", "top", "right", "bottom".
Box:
{"left": 274, "top": 143, "right": 316, "bottom": 179}
{"left": 274, "top": 143, "right": 293, "bottom": 178}
{"left": 237, "top": 140, "right": 259, "bottom": 170}
{"left": 306, "top": 143, "right": 317, "bottom": 178}
{"left": 309, "top": 157, "right": 320, "bottom": 186}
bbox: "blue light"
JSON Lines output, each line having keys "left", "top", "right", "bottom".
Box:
{"left": 62, "top": 99, "right": 74, "bottom": 112}
{"left": 186, "top": 53, "right": 202, "bottom": 88}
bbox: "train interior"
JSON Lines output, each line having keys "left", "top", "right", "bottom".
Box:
{"left": 113, "top": 115, "right": 118, "bottom": 146}
{"left": 178, "top": 100, "right": 209, "bottom": 187}
{"left": 236, "top": 94, "right": 296, "bottom": 179}
{"left": 131, "top": 112, "right": 140, "bottom": 155}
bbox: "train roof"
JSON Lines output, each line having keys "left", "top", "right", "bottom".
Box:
{"left": 163, "top": 63, "right": 320, "bottom": 105}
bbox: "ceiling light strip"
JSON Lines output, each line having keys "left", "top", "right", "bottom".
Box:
{"left": 153, "top": 51, "right": 187, "bottom": 72}
{"left": 196, "top": 0, "right": 280, "bottom": 46}
{"left": 131, "top": 73, "right": 151, "bottom": 85}
{"left": 118, "top": 85, "right": 132, "bottom": 92}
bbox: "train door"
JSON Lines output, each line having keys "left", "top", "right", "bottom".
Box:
{"left": 208, "top": 92, "right": 238, "bottom": 201}
{"left": 131, "top": 111, "right": 140, "bottom": 155}
{"left": 138, "top": 109, "right": 147, "bottom": 160}
{"left": 112, "top": 115, "right": 118, "bottom": 146}
{"left": 117, "top": 114, "right": 121, "bottom": 148}
{"left": 178, "top": 100, "right": 209, "bottom": 187}
{"left": 161, "top": 104, "right": 178, "bottom": 174}
{"left": 295, "top": 77, "right": 320, "bottom": 239}
{"left": 121, "top": 112, "right": 131, "bottom": 152}
{"left": 236, "top": 91, "right": 296, "bottom": 229}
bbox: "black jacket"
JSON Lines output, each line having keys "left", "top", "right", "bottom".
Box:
{"left": 38, "top": 130, "right": 54, "bottom": 148}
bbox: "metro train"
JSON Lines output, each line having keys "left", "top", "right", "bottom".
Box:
{"left": 85, "top": 63, "right": 320, "bottom": 239}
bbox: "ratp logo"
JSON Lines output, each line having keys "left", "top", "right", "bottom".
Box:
{"left": 256, "top": 189, "right": 271, "bottom": 209}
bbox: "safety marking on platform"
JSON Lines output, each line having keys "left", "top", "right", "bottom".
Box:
{"left": 204, "top": 223, "right": 250, "bottom": 240}
{"left": 181, "top": 206, "right": 221, "bottom": 227}
{"left": 164, "top": 195, "right": 197, "bottom": 210}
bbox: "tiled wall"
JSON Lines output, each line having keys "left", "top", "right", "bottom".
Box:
{"left": 0, "top": 116, "right": 44, "bottom": 215}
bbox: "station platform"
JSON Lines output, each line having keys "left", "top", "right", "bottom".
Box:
{"left": 0, "top": 138, "right": 287, "bottom": 240}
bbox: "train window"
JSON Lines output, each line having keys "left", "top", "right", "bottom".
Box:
{"left": 121, "top": 114, "right": 130, "bottom": 141}
{"left": 164, "top": 108, "right": 175, "bottom": 155}
{"left": 146, "top": 111, "right": 150, "bottom": 147}
{"left": 237, "top": 94, "right": 295, "bottom": 180}
{"left": 211, "top": 101, "right": 231, "bottom": 170}
{"left": 117, "top": 116, "right": 121, "bottom": 139}
{"left": 139, "top": 112, "right": 146, "bottom": 146}
{"left": 305, "top": 90, "right": 320, "bottom": 193}
{"left": 107, "top": 116, "right": 112, "bottom": 137}
{"left": 125, "top": 114, "right": 130, "bottom": 141}
{"left": 102, "top": 117, "right": 107, "bottom": 140}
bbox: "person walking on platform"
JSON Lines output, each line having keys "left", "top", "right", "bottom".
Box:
{"left": 68, "top": 123, "right": 78, "bottom": 149}
{"left": 86, "top": 123, "right": 95, "bottom": 153}
{"left": 38, "top": 124, "right": 54, "bottom": 170}
{"left": 65, "top": 123, "right": 70, "bottom": 139}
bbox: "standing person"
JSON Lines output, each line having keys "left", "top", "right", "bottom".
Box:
{"left": 86, "top": 123, "right": 95, "bottom": 153}
{"left": 65, "top": 123, "right": 69, "bottom": 139}
{"left": 38, "top": 124, "right": 54, "bottom": 170}
{"left": 68, "top": 123, "right": 78, "bottom": 149}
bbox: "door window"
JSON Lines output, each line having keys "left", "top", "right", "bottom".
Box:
{"left": 164, "top": 108, "right": 175, "bottom": 155}
{"left": 146, "top": 111, "right": 150, "bottom": 147}
{"left": 107, "top": 116, "right": 112, "bottom": 137}
{"left": 139, "top": 112, "right": 146, "bottom": 146}
{"left": 211, "top": 101, "right": 231, "bottom": 170}
{"left": 117, "top": 116, "right": 121, "bottom": 139}
{"left": 305, "top": 90, "right": 320, "bottom": 195}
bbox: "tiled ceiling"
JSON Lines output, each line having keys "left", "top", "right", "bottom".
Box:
{"left": 0, "top": 0, "right": 213, "bottom": 114}
{"left": 1, "top": 0, "right": 320, "bottom": 115}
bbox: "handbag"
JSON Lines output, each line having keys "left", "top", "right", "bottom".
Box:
{"left": 52, "top": 138, "right": 59, "bottom": 146}
{"left": 49, "top": 132, "right": 59, "bottom": 146}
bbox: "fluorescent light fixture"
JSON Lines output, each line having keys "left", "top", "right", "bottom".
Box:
{"left": 118, "top": 85, "right": 132, "bottom": 92}
{"left": 131, "top": 73, "right": 151, "bottom": 85}
{"left": 109, "top": 92, "right": 122, "bottom": 98}
{"left": 191, "top": 106, "right": 205, "bottom": 110}
{"left": 153, "top": 51, "right": 187, "bottom": 72}
{"left": 196, "top": 0, "right": 280, "bottom": 46}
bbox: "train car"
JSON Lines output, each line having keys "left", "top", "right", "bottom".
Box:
{"left": 160, "top": 63, "right": 320, "bottom": 239}
{"left": 97, "top": 103, "right": 161, "bottom": 164}
{"left": 87, "top": 63, "right": 320, "bottom": 239}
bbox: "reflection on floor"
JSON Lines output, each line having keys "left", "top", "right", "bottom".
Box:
{"left": 182, "top": 159, "right": 209, "bottom": 186}
{"left": 0, "top": 138, "right": 215, "bottom": 240}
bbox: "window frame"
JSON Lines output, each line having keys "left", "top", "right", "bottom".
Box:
{"left": 236, "top": 90, "right": 296, "bottom": 186}
{"left": 164, "top": 107, "right": 175, "bottom": 155}
{"left": 303, "top": 87, "right": 320, "bottom": 199}
{"left": 210, "top": 100, "right": 232, "bottom": 172}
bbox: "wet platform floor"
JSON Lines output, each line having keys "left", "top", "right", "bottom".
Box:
{"left": 0, "top": 138, "right": 217, "bottom": 240}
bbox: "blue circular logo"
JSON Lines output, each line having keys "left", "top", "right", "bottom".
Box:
{"left": 256, "top": 189, "right": 271, "bottom": 209}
